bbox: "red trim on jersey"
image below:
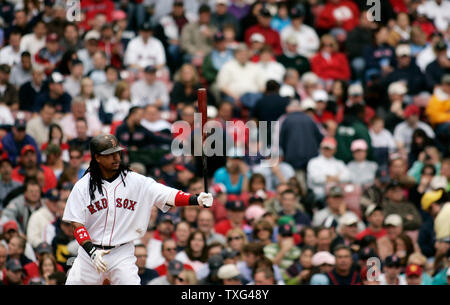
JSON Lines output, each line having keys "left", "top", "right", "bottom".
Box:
{"left": 174, "top": 190, "right": 191, "bottom": 206}
{"left": 110, "top": 179, "right": 124, "bottom": 246}
{"left": 74, "top": 226, "right": 91, "bottom": 244}
{"left": 101, "top": 186, "right": 109, "bottom": 246}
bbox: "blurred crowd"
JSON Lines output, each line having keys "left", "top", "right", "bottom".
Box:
{"left": 0, "top": 0, "right": 450, "bottom": 286}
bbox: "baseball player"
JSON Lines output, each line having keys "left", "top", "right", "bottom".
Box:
{"left": 62, "top": 134, "right": 213, "bottom": 285}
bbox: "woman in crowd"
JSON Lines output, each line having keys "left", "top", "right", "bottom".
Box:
{"left": 41, "top": 123, "right": 70, "bottom": 163}
{"left": 310, "top": 34, "right": 351, "bottom": 83}
{"left": 176, "top": 230, "right": 208, "bottom": 275}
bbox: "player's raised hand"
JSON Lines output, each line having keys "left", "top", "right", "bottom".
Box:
{"left": 197, "top": 192, "right": 213, "bottom": 208}
{"left": 90, "top": 249, "right": 111, "bottom": 273}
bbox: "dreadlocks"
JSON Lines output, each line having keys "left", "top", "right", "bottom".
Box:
{"left": 84, "top": 157, "right": 131, "bottom": 201}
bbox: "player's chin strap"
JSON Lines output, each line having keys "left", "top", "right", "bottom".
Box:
{"left": 167, "top": 189, "right": 198, "bottom": 207}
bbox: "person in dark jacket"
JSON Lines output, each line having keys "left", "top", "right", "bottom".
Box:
{"left": 326, "top": 245, "right": 362, "bottom": 285}
{"left": 279, "top": 100, "right": 323, "bottom": 170}
{"left": 345, "top": 11, "right": 377, "bottom": 81}
{"left": 115, "top": 106, "right": 172, "bottom": 151}
{"left": 251, "top": 80, "right": 290, "bottom": 146}
{"left": 382, "top": 44, "right": 427, "bottom": 96}
{"left": 18, "top": 66, "right": 46, "bottom": 113}
{"left": 1, "top": 118, "right": 41, "bottom": 167}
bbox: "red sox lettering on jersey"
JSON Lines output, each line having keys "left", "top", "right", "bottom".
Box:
{"left": 63, "top": 171, "right": 176, "bottom": 247}
{"left": 86, "top": 197, "right": 138, "bottom": 214}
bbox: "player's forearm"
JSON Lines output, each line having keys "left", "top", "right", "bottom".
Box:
{"left": 72, "top": 222, "right": 96, "bottom": 256}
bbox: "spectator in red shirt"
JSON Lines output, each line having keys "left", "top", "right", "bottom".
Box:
{"left": 80, "top": 0, "right": 114, "bottom": 32}
{"left": 356, "top": 204, "right": 387, "bottom": 240}
{"left": 215, "top": 200, "right": 250, "bottom": 236}
{"left": 11, "top": 145, "right": 57, "bottom": 193}
{"left": 312, "top": 89, "right": 335, "bottom": 125}
{"left": 316, "top": 0, "right": 360, "bottom": 32}
{"left": 244, "top": 7, "right": 282, "bottom": 56}
{"left": 98, "top": 23, "right": 122, "bottom": 69}
{"left": 154, "top": 239, "right": 193, "bottom": 277}
{"left": 310, "top": 34, "right": 351, "bottom": 82}
{"left": 23, "top": 242, "right": 64, "bottom": 285}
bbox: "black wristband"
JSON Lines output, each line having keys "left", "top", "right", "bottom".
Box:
{"left": 189, "top": 195, "right": 198, "bottom": 206}
{"left": 82, "top": 241, "right": 96, "bottom": 258}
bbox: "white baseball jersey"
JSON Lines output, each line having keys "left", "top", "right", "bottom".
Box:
{"left": 63, "top": 171, "right": 177, "bottom": 247}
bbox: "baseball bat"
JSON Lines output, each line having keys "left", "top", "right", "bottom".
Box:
{"left": 198, "top": 88, "right": 208, "bottom": 194}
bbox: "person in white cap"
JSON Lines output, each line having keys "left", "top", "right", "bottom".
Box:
{"left": 331, "top": 213, "right": 361, "bottom": 253}
{"left": 377, "top": 214, "right": 403, "bottom": 260}
{"left": 307, "top": 137, "right": 350, "bottom": 202}
{"left": 218, "top": 263, "right": 242, "bottom": 285}
{"left": 347, "top": 139, "right": 378, "bottom": 186}
{"left": 311, "top": 89, "right": 335, "bottom": 124}
{"left": 383, "top": 43, "right": 427, "bottom": 96}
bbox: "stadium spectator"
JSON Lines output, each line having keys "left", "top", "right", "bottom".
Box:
{"left": 20, "top": 20, "right": 47, "bottom": 58}
{"left": 25, "top": 102, "right": 56, "bottom": 148}
{"left": 2, "top": 119, "right": 41, "bottom": 167}
{"left": 307, "top": 138, "right": 350, "bottom": 202}
{"left": 310, "top": 34, "right": 351, "bottom": 82}
{"left": 180, "top": 4, "right": 217, "bottom": 67}
{"left": 280, "top": 5, "right": 319, "bottom": 59}
{"left": 245, "top": 7, "right": 282, "bottom": 56}
{"left": 316, "top": 0, "right": 360, "bottom": 32}
{"left": 33, "top": 71, "right": 72, "bottom": 115}
{"left": 18, "top": 65, "right": 45, "bottom": 114}
{"left": 10, "top": 51, "right": 32, "bottom": 88}
{"left": 130, "top": 65, "right": 169, "bottom": 109}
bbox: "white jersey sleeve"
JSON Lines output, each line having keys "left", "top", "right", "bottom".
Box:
{"left": 62, "top": 176, "right": 89, "bottom": 225}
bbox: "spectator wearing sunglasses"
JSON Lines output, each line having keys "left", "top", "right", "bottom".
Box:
{"left": 134, "top": 244, "right": 159, "bottom": 285}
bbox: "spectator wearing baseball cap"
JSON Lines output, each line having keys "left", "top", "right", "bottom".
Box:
{"left": 347, "top": 139, "right": 378, "bottom": 187}
{"left": 279, "top": 4, "right": 319, "bottom": 59}
{"left": 418, "top": 187, "right": 449, "bottom": 258}
{"left": 34, "top": 32, "right": 63, "bottom": 76}
{"left": 307, "top": 137, "right": 350, "bottom": 202}
{"left": 34, "top": 71, "right": 72, "bottom": 114}
{"left": 214, "top": 200, "right": 248, "bottom": 236}
{"left": 1, "top": 118, "right": 41, "bottom": 167}
{"left": 378, "top": 255, "right": 406, "bottom": 285}
{"left": 311, "top": 89, "right": 335, "bottom": 125}
{"left": 22, "top": 242, "right": 64, "bottom": 285}
{"left": 0, "top": 154, "right": 21, "bottom": 208}
{"left": 10, "top": 143, "right": 57, "bottom": 193}
{"left": 217, "top": 263, "right": 242, "bottom": 285}
{"left": 244, "top": 7, "right": 283, "bottom": 56}
{"left": 124, "top": 19, "right": 167, "bottom": 71}
{"left": 330, "top": 213, "right": 360, "bottom": 254}
{"left": 387, "top": 43, "right": 428, "bottom": 95}
{"left": 356, "top": 204, "right": 387, "bottom": 241}
{"left": 393, "top": 104, "right": 435, "bottom": 155}
{"left": 383, "top": 180, "right": 423, "bottom": 231}
{"left": 312, "top": 185, "right": 363, "bottom": 233}
{"left": 264, "top": 222, "right": 301, "bottom": 272}
{"left": 149, "top": 259, "right": 184, "bottom": 285}
{"left": 129, "top": 64, "right": 170, "bottom": 109}
{"left": 377, "top": 214, "right": 404, "bottom": 260}
{"left": 3, "top": 258, "right": 24, "bottom": 285}
{"left": 405, "top": 263, "right": 423, "bottom": 285}
{"left": 26, "top": 188, "right": 60, "bottom": 248}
